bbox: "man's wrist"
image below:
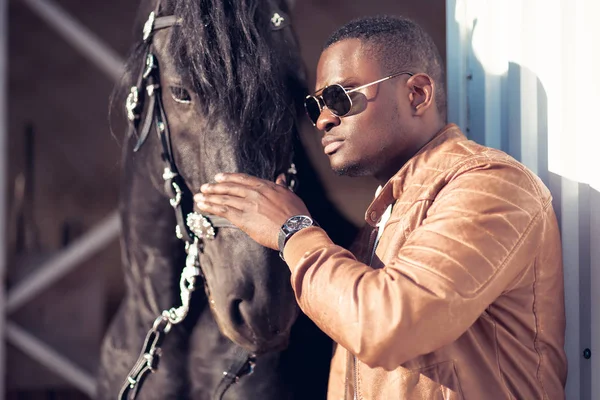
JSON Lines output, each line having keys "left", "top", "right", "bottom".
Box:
{"left": 278, "top": 215, "right": 318, "bottom": 260}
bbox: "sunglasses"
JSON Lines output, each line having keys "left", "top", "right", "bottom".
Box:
{"left": 304, "top": 71, "right": 414, "bottom": 126}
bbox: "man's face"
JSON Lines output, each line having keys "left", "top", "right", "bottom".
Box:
{"left": 312, "top": 39, "right": 414, "bottom": 180}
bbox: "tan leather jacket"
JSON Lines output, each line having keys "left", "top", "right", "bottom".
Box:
{"left": 283, "top": 124, "right": 567, "bottom": 399}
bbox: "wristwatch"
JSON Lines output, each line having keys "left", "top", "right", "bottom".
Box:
{"left": 278, "top": 215, "right": 318, "bottom": 260}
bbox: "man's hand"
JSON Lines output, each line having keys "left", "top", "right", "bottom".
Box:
{"left": 194, "top": 173, "right": 310, "bottom": 250}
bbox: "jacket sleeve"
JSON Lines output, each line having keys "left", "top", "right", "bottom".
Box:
{"left": 283, "top": 161, "right": 552, "bottom": 370}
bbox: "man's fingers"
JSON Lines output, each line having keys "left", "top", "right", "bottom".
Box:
{"left": 200, "top": 175, "right": 287, "bottom": 203}
{"left": 214, "top": 173, "right": 264, "bottom": 187}
{"left": 197, "top": 182, "right": 249, "bottom": 199}
{"left": 195, "top": 194, "right": 245, "bottom": 212}
{"left": 195, "top": 198, "right": 243, "bottom": 220}
{"left": 195, "top": 199, "right": 227, "bottom": 217}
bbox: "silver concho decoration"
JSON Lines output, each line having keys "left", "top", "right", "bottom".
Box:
{"left": 187, "top": 212, "right": 216, "bottom": 240}
{"left": 162, "top": 167, "right": 177, "bottom": 181}
{"left": 143, "top": 11, "right": 156, "bottom": 42}
{"left": 271, "top": 12, "right": 284, "bottom": 28}
{"left": 143, "top": 53, "right": 156, "bottom": 79}
{"left": 286, "top": 162, "right": 298, "bottom": 192}
{"left": 146, "top": 83, "right": 159, "bottom": 97}
{"left": 125, "top": 86, "right": 140, "bottom": 122}
{"left": 169, "top": 182, "right": 182, "bottom": 208}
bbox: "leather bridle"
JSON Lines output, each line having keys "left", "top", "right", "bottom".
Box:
{"left": 117, "top": 1, "right": 296, "bottom": 399}
{"left": 124, "top": 9, "right": 234, "bottom": 245}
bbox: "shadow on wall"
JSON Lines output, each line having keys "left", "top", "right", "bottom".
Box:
{"left": 464, "top": 19, "right": 594, "bottom": 399}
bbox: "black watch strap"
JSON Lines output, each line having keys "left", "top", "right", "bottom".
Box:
{"left": 278, "top": 215, "right": 318, "bottom": 261}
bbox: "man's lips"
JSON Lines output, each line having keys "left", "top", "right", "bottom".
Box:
{"left": 322, "top": 136, "right": 344, "bottom": 155}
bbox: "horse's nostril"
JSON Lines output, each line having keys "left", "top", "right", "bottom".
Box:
{"left": 233, "top": 300, "right": 278, "bottom": 336}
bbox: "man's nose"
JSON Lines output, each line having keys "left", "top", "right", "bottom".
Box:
{"left": 315, "top": 108, "right": 341, "bottom": 132}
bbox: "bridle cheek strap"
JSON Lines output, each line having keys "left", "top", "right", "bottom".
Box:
{"left": 118, "top": 8, "right": 258, "bottom": 400}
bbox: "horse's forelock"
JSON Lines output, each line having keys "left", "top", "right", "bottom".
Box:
{"left": 169, "top": 0, "right": 305, "bottom": 179}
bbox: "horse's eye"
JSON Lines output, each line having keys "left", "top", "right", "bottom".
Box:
{"left": 169, "top": 86, "right": 192, "bottom": 104}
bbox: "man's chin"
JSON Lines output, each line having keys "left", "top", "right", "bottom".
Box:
{"left": 331, "top": 162, "right": 365, "bottom": 177}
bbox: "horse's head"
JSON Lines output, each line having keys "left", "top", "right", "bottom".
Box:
{"left": 122, "top": 0, "right": 307, "bottom": 353}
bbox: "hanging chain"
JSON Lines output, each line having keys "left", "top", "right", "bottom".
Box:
{"left": 162, "top": 237, "right": 202, "bottom": 324}
{"left": 118, "top": 239, "right": 202, "bottom": 400}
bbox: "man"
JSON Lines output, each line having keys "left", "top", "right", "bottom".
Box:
{"left": 195, "top": 15, "right": 567, "bottom": 399}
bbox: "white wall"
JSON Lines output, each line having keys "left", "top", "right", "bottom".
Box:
{"left": 447, "top": 0, "right": 600, "bottom": 398}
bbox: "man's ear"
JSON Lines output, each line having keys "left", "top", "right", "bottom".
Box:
{"left": 407, "top": 73, "right": 435, "bottom": 116}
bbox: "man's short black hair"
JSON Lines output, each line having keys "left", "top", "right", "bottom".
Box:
{"left": 325, "top": 15, "right": 446, "bottom": 120}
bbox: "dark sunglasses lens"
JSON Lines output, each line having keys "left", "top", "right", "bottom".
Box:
{"left": 304, "top": 96, "right": 322, "bottom": 124}
{"left": 322, "top": 85, "right": 351, "bottom": 116}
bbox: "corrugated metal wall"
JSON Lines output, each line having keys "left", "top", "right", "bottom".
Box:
{"left": 447, "top": 0, "right": 600, "bottom": 398}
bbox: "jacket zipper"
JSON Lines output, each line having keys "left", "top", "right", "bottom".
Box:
{"left": 345, "top": 225, "right": 381, "bottom": 400}
{"left": 344, "top": 351, "right": 350, "bottom": 400}
{"left": 353, "top": 355, "right": 358, "bottom": 400}
{"left": 343, "top": 350, "right": 359, "bottom": 400}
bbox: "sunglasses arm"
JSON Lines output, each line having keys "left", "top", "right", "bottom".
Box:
{"left": 346, "top": 71, "right": 414, "bottom": 94}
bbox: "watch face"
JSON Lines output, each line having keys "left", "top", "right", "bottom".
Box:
{"left": 287, "top": 216, "right": 312, "bottom": 230}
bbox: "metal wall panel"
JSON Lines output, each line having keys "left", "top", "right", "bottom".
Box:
{"left": 447, "top": 0, "right": 600, "bottom": 398}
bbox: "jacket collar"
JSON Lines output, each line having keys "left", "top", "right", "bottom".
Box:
{"left": 364, "top": 123, "right": 465, "bottom": 226}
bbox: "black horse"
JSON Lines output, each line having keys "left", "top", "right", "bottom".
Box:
{"left": 97, "top": 0, "right": 357, "bottom": 399}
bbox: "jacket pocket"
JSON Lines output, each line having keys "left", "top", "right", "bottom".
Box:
{"left": 357, "top": 360, "right": 464, "bottom": 400}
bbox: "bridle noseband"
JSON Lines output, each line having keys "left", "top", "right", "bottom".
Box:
{"left": 118, "top": 2, "right": 296, "bottom": 400}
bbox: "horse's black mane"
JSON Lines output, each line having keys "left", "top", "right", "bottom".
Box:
{"left": 117, "top": 0, "right": 307, "bottom": 179}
